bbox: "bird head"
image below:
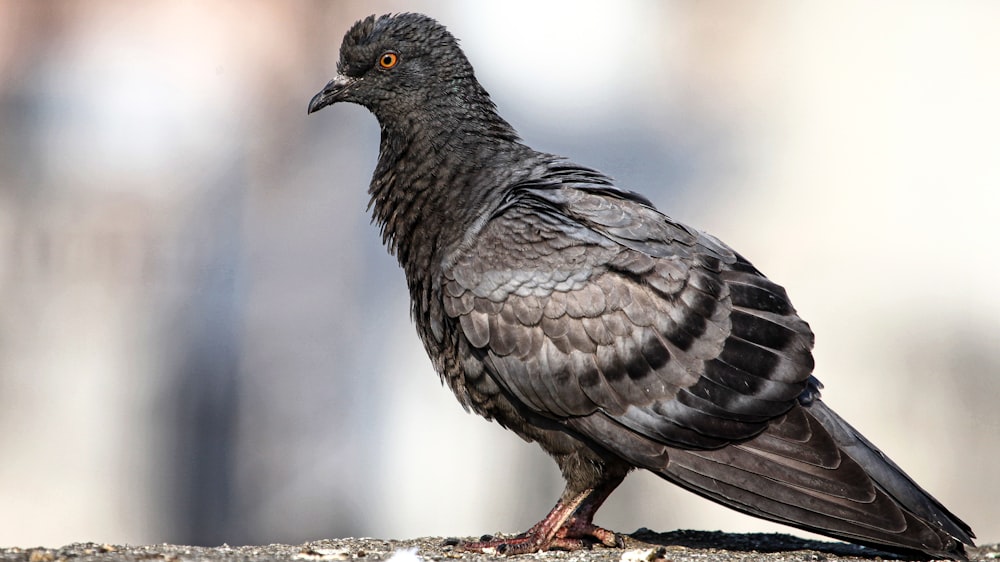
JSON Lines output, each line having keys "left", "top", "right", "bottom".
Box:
{"left": 307, "top": 13, "right": 479, "bottom": 118}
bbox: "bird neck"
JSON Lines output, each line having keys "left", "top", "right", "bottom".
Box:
{"left": 367, "top": 101, "right": 526, "bottom": 294}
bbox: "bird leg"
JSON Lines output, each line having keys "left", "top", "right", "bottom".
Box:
{"left": 457, "top": 476, "right": 625, "bottom": 554}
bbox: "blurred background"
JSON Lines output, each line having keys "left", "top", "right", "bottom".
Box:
{"left": 0, "top": 0, "right": 997, "bottom": 549}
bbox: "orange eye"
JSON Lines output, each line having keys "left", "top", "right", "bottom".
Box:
{"left": 378, "top": 52, "right": 398, "bottom": 69}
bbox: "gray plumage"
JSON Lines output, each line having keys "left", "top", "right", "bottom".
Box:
{"left": 308, "top": 13, "right": 975, "bottom": 559}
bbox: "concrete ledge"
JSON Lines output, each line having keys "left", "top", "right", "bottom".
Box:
{"left": 2, "top": 531, "right": 996, "bottom": 562}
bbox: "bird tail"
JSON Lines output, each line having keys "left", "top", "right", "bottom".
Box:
{"left": 656, "top": 399, "right": 975, "bottom": 560}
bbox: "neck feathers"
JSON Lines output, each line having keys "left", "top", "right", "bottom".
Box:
{"left": 368, "top": 88, "right": 520, "bottom": 264}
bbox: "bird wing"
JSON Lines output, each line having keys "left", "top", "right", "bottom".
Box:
{"left": 441, "top": 163, "right": 816, "bottom": 450}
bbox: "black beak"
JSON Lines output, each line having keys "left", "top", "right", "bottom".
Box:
{"left": 307, "top": 74, "right": 355, "bottom": 114}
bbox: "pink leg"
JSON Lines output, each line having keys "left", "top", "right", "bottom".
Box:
{"left": 459, "top": 477, "right": 625, "bottom": 554}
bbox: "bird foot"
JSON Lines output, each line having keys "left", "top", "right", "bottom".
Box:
{"left": 457, "top": 518, "right": 624, "bottom": 555}
{"left": 455, "top": 477, "right": 628, "bottom": 554}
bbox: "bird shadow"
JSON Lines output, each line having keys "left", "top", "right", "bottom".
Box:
{"left": 628, "top": 528, "right": 907, "bottom": 560}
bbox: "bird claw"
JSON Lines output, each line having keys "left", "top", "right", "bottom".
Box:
{"left": 457, "top": 521, "right": 622, "bottom": 554}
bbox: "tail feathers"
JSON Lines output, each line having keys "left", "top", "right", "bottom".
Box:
{"left": 806, "top": 400, "right": 974, "bottom": 545}
{"left": 657, "top": 400, "right": 974, "bottom": 560}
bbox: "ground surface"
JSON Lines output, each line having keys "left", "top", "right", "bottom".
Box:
{"left": 1, "top": 531, "right": 996, "bottom": 562}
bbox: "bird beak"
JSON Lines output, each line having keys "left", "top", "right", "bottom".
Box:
{"left": 307, "top": 74, "right": 355, "bottom": 114}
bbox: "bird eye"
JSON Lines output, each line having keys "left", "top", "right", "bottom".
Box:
{"left": 378, "top": 52, "right": 399, "bottom": 69}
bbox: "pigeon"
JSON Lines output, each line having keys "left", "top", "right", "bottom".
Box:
{"left": 307, "top": 13, "right": 975, "bottom": 560}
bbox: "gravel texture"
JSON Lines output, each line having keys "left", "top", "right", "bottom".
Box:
{"left": 2, "top": 531, "right": 996, "bottom": 562}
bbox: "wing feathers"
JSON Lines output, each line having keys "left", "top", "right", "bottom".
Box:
{"left": 443, "top": 184, "right": 814, "bottom": 445}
